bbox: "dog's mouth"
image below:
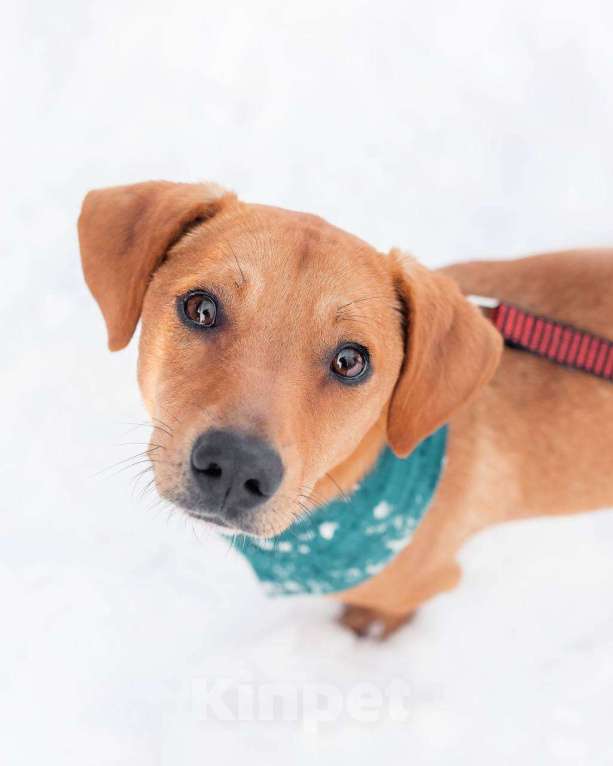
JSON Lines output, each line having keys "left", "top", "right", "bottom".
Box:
{"left": 184, "top": 507, "right": 233, "bottom": 528}
{"left": 183, "top": 506, "right": 263, "bottom": 537}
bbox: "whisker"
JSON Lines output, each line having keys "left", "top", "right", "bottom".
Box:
{"left": 227, "top": 240, "right": 246, "bottom": 287}
{"left": 190, "top": 519, "right": 205, "bottom": 543}
{"left": 118, "top": 421, "right": 174, "bottom": 440}
{"left": 145, "top": 495, "right": 173, "bottom": 516}
{"left": 94, "top": 447, "right": 161, "bottom": 477}
{"left": 130, "top": 466, "right": 154, "bottom": 497}
{"left": 226, "top": 533, "right": 238, "bottom": 554}
{"left": 297, "top": 484, "right": 328, "bottom": 507}
{"left": 156, "top": 404, "right": 181, "bottom": 425}
{"left": 101, "top": 454, "right": 180, "bottom": 482}
{"left": 117, "top": 441, "right": 166, "bottom": 449}
{"left": 296, "top": 493, "right": 319, "bottom": 510}
{"left": 150, "top": 417, "right": 173, "bottom": 437}
{"left": 336, "top": 294, "right": 388, "bottom": 315}
{"left": 325, "top": 472, "right": 349, "bottom": 502}
{"left": 101, "top": 457, "right": 158, "bottom": 480}
{"left": 136, "top": 476, "right": 157, "bottom": 500}
{"left": 334, "top": 313, "right": 375, "bottom": 327}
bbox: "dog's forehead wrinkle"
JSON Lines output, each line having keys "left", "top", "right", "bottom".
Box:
{"left": 189, "top": 209, "right": 389, "bottom": 315}
{"left": 232, "top": 206, "right": 370, "bottom": 262}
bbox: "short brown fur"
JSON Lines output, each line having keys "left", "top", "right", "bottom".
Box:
{"left": 78, "top": 181, "right": 613, "bottom": 637}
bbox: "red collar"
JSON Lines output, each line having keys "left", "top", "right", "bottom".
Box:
{"left": 469, "top": 295, "right": 613, "bottom": 382}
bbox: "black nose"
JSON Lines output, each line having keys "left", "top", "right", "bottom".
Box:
{"left": 190, "top": 429, "right": 284, "bottom": 515}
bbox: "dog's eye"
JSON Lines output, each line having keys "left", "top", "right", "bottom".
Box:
{"left": 181, "top": 291, "right": 217, "bottom": 328}
{"left": 331, "top": 344, "right": 369, "bottom": 381}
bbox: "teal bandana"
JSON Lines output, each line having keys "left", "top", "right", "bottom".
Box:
{"left": 231, "top": 427, "right": 447, "bottom": 596}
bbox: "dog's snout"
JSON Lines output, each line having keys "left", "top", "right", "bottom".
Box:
{"left": 190, "top": 429, "right": 284, "bottom": 515}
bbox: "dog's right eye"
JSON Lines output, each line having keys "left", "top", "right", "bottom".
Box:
{"left": 179, "top": 291, "right": 218, "bottom": 328}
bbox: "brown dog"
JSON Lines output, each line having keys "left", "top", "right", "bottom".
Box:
{"left": 78, "top": 180, "right": 613, "bottom": 637}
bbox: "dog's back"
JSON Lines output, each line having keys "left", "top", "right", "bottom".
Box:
{"left": 442, "top": 250, "right": 613, "bottom": 518}
{"left": 442, "top": 249, "right": 613, "bottom": 337}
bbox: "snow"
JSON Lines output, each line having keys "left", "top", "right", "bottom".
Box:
{"left": 3, "top": 1, "right": 613, "bottom": 763}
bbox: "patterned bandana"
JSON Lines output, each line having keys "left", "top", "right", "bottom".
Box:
{"left": 228, "top": 427, "right": 448, "bottom": 596}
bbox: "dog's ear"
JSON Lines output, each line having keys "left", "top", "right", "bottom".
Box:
{"left": 78, "top": 180, "right": 235, "bottom": 351}
{"left": 387, "top": 250, "right": 502, "bottom": 457}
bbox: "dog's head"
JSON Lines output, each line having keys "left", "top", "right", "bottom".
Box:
{"left": 79, "top": 181, "right": 501, "bottom": 536}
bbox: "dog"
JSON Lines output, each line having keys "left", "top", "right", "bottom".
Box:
{"left": 78, "top": 180, "right": 613, "bottom": 638}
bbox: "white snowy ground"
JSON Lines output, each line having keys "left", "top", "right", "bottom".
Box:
{"left": 2, "top": 1, "right": 613, "bottom": 763}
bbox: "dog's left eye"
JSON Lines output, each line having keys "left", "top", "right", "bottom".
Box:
{"left": 331, "top": 344, "right": 369, "bottom": 381}
{"left": 180, "top": 291, "right": 218, "bottom": 328}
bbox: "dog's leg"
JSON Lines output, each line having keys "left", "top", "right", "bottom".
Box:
{"left": 338, "top": 604, "right": 416, "bottom": 639}
{"left": 336, "top": 560, "right": 463, "bottom": 639}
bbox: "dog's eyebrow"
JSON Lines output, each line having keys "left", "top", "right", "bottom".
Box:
{"left": 335, "top": 295, "right": 388, "bottom": 318}
{"left": 226, "top": 240, "right": 246, "bottom": 287}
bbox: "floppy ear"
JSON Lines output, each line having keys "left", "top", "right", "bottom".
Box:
{"left": 387, "top": 250, "right": 502, "bottom": 457}
{"left": 78, "top": 180, "right": 235, "bottom": 351}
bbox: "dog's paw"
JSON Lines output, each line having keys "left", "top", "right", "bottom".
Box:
{"left": 338, "top": 604, "right": 415, "bottom": 640}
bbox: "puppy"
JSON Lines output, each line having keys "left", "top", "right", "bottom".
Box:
{"left": 78, "top": 180, "right": 613, "bottom": 637}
